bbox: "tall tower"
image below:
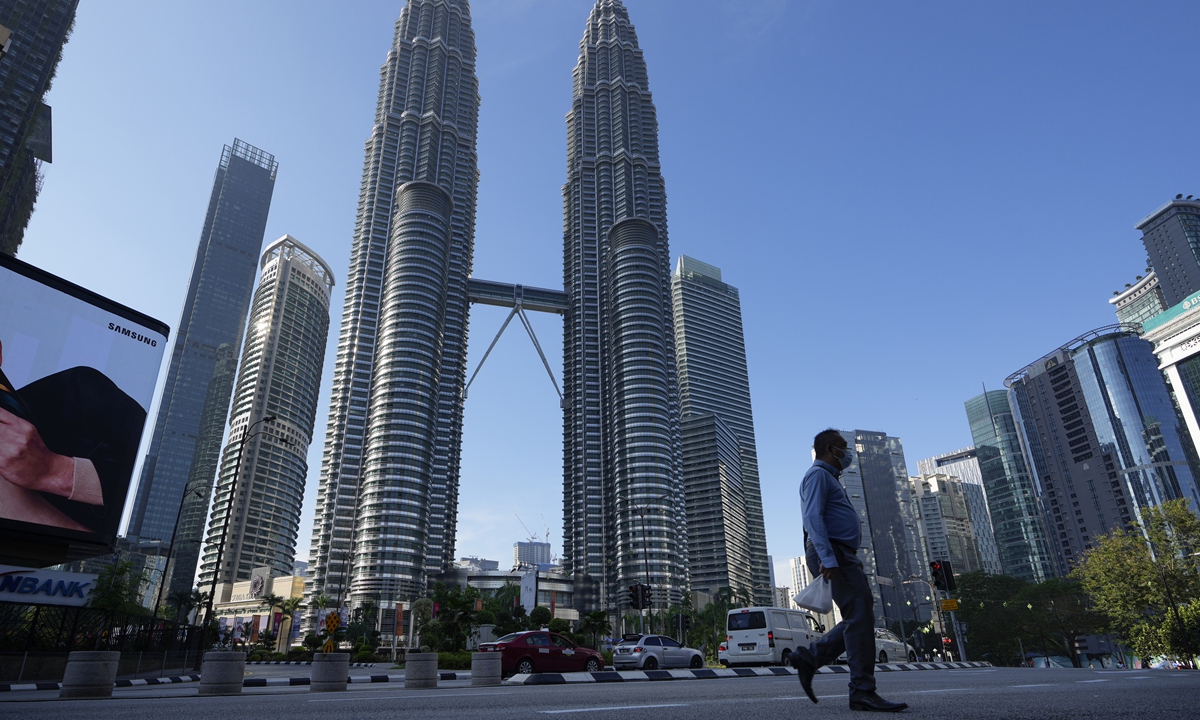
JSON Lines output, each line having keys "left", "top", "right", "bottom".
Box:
{"left": 129, "top": 139, "right": 277, "bottom": 545}
{"left": 672, "top": 256, "right": 771, "bottom": 605}
{"left": 200, "top": 236, "right": 333, "bottom": 594}
{"left": 562, "top": 0, "right": 686, "bottom": 611}
{"left": 305, "top": 0, "right": 479, "bottom": 609}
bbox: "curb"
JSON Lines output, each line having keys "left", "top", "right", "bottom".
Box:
{"left": 504, "top": 661, "right": 993, "bottom": 685}
{"left": 1, "top": 675, "right": 201, "bottom": 693}
{"left": 243, "top": 672, "right": 469, "bottom": 687}
{"left": 245, "top": 661, "right": 378, "bottom": 667}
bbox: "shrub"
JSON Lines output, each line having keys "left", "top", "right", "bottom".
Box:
{"left": 601, "top": 651, "right": 613, "bottom": 667}
{"left": 548, "top": 618, "right": 571, "bottom": 635}
{"left": 248, "top": 653, "right": 262, "bottom": 662}
{"left": 529, "top": 606, "right": 552, "bottom": 628}
{"left": 356, "top": 650, "right": 377, "bottom": 663}
{"left": 437, "top": 651, "right": 473, "bottom": 670}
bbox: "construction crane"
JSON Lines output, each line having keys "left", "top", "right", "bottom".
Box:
{"left": 515, "top": 514, "right": 539, "bottom": 544}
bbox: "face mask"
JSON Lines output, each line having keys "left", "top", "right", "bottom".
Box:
{"left": 835, "top": 446, "right": 855, "bottom": 470}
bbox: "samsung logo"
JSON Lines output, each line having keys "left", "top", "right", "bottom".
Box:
{"left": 108, "top": 322, "right": 157, "bottom": 347}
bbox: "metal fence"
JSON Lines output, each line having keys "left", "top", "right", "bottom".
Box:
{"left": 0, "top": 602, "right": 200, "bottom": 654}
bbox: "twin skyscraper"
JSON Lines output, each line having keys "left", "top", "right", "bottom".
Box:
{"left": 303, "top": 0, "right": 770, "bottom": 616}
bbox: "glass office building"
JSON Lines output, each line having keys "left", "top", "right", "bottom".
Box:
{"left": 672, "top": 256, "right": 771, "bottom": 605}
{"left": 916, "top": 449, "right": 1003, "bottom": 575}
{"left": 1139, "top": 197, "right": 1200, "bottom": 307}
{"left": 200, "top": 236, "right": 332, "bottom": 595}
{"left": 1009, "top": 326, "right": 1200, "bottom": 571}
{"left": 129, "top": 139, "right": 277, "bottom": 545}
{"left": 964, "top": 391, "right": 1056, "bottom": 582}
{"left": 1109, "top": 270, "right": 1167, "bottom": 328}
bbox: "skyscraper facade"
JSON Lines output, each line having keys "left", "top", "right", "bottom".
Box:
{"left": 305, "top": 0, "right": 479, "bottom": 609}
{"left": 1139, "top": 197, "right": 1200, "bottom": 307}
{"left": 964, "top": 390, "right": 1056, "bottom": 582}
{"left": 672, "top": 256, "right": 771, "bottom": 604}
{"left": 1109, "top": 270, "right": 1166, "bottom": 328}
{"left": 561, "top": 0, "right": 686, "bottom": 611}
{"left": 1007, "top": 325, "right": 1200, "bottom": 572}
{"left": 129, "top": 139, "right": 277, "bottom": 545}
{"left": 832, "top": 430, "right": 929, "bottom": 625}
{"left": 917, "top": 448, "right": 1003, "bottom": 575}
{"left": 0, "top": 0, "right": 78, "bottom": 254}
{"left": 912, "top": 474, "right": 983, "bottom": 574}
{"left": 1144, "top": 295, "right": 1200, "bottom": 517}
{"left": 199, "top": 236, "right": 332, "bottom": 593}
{"left": 680, "top": 413, "right": 751, "bottom": 600}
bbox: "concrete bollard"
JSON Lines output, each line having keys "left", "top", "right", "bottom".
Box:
{"left": 198, "top": 651, "right": 246, "bottom": 695}
{"left": 310, "top": 653, "right": 350, "bottom": 692}
{"left": 404, "top": 652, "right": 438, "bottom": 689}
{"left": 59, "top": 651, "right": 120, "bottom": 698}
{"left": 471, "top": 651, "right": 501, "bottom": 687}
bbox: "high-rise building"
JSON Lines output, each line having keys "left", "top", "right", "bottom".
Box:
{"left": 1007, "top": 325, "right": 1200, "bottom": 572}
{"left": 129, "top": 139, "right": 277, "bottom": 545}
{"left": 1144, "top": 294, "right": 1200, "bottom": 517}
{"left": 514, "top": 541, "right": 552, "bottom": 569}
{"left": 199, "top": 236, "right": 332, "bottom": 595}
{"left": 672, "top": 256, "right": 771, "bottom": 605}
{"left": 835, "top": 430, "right": 928, "bottom": 625}
{"left": 964, "top": 390, "right": 1056, "bottom": 582}
{"left": 561, "top": 0, "right": 685, "bottom": 612}
{"left": 917, "top": 449, "right": 1003, "bottom": 575}
{"left": 1109, "top": 269, "right": 1166, "bottom": 328}
{"left": 911, "top": 474, "right": 983, "bottom": 574}
{"left": 0, "top": 0, "right": 78, "bottom": 254}
{"left": 1139, "top": 197, "right": 1200, "bottom": 307}
{"left": 680, "top": 414, "right": 752, "bottom": 599}
{"left": 165, "top": 343, "right": 238, "bottom": 597}
{"left": 305, "top": 0, "right": 480, "bottom": 609}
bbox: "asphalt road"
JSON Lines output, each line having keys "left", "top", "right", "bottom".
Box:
{"left": 2, "top": 667, "right": 1197, "bottom": 719}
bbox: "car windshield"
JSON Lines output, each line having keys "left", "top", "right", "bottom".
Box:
{"left": 727, "top": 611, "right": 766, "bottom": 631}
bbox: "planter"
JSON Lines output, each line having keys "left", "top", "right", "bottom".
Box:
{"left": 404, "top": 652, "right": 438, "bottom": 689}
{"left": 310, "top": 652, "right": 350, "bottom": 692}
{"left": 59, "top": 651, "right": 119, "bottom": 698}
{"left": 199, "top": 651, "right": 245, "bottom": 695}
{"left": 471, "top": 651, "right": 501, "bottom": 687}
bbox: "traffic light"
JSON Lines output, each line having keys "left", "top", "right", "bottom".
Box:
{"left": 941, "top": 560, "right": 957, "bottom": 593}
{"left": 930, "top": 561, "right": 947, "bottom": 591}
{"left": 628, "top": 585, "right": 642, "bottom": 609}
{"left": 639, "top": 583, "right": 652, "bottom": 610}
{"left": 681, "top": 615, "right": 691, "bottom": 632}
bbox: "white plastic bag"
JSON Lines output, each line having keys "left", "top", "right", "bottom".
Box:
{"left": 792, "top": 578, "right": 833, "bottom": 614}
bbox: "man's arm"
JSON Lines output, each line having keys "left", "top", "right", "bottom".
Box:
{"left": 800, "top": 467, "right": 838, "bottom": 569}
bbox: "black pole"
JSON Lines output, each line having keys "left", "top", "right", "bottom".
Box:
{"left": 152, "top": 485, "right": 200, "bottom": 620}
{"left": 194, "top": 416, "right": 275, "bottom": 662}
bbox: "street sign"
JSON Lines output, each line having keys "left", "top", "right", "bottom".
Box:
{"left": 322, "top": 639, "right": 335, "bottom": 654}
{"left": 875, "top": 575, "right": 894, "bottom": 587}
{"left": 940, "top": 599, "right": 959, "bottom": 612}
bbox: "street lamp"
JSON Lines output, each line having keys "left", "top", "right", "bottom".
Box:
{"left": 151, "top": 483, "right": 206, "bottom": 620}
{"left": 622, "top": 491, "right": 672, "bottom": 635}
{"left": 904, "top": 576, "right": 948, "bottom": 659}
{"left": 195, "top": 415, "right": 277, "bottom": 658}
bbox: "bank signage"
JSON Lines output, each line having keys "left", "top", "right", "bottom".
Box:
{"left": 0, "top": 564, "right": 97, "bottom": 607}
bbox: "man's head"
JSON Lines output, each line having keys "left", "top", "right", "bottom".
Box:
{"left": 814, "top": 429, "right": 851, "bottom": 469}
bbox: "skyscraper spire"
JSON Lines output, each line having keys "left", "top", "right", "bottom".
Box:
{"left": 563, "top": 0, "right": 687, "bottom": 611}
{"left": 306, "top": 0, "right": 479, "bottom": 609}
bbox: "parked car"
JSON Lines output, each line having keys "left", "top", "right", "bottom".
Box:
{"left": 836, "top": 628, "right": 918, "bottom": 664}
{"left": 477, "top": 630, "right": 605, "bottom": 676}
{"left": 613, "top": 634, "right": 705, "bottom": 670}
{"left": 724, "top": 607, "right": 823, "bottom": 667}
{"left": 718, "top": 640, "right": 728, "bottom": 666}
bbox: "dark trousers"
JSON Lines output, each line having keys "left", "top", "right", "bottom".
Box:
{"left": 806, "top": 540, "right": 876, "bottom": 694}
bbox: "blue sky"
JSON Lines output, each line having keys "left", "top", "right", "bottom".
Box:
{"left": 20, "top": 1, "right": 1200, "bottom": 588}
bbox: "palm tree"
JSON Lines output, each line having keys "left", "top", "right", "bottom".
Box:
{"left": 312, "top": 594, "right": 332, "bottom": 609}
{"left": 579, "top": 610, "right": 612, "bottom": 649}
{"left": 277, "top": 597, "right": 304, "bottom": 650}
{"left": 259, "top": 593, "right": 286, "bottom": 633}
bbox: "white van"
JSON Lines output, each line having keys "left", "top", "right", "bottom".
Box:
{"left": 725, "top": 606, "right": 823, "bottom": 667}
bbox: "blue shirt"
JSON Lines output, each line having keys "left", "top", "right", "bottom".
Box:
{"left": 800, "top": 459, "right": 862, "bottom": 569}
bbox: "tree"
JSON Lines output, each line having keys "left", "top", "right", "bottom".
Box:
{"left": 277, "top": 597, "right": 304, "bottom": 649}
{"left": 163, "top": 590, "right": 196, "bottom": 621}
{"left": 1075, "top": 499, "right": 1200, "bottom": 666}
{"left": 955, "top": 571, "right": 1030, "bottom": 666}
{"left": 579, "top": 610, "right": 612, "bottom": 650}
{"left": 259, "top": 593, "right": 286, "bottom": 633}
{"left": 1015, "top": 578, "right": 1097, "bottom": 667}
{"left": 88, "top": 560, "right": 149, "bottom": 615}
{"left": 529, "top": 605, "right": 552, "bottom": 628}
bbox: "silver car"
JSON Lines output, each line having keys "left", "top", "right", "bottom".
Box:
{"left": 613, "top": 634, "right": 705, "bottom": 670}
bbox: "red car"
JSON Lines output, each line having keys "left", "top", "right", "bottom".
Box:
{"left": 477, "top": 630, "right": 605, "bottom": 675}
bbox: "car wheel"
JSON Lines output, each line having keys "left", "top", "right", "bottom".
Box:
{"left": 779, "top": 649, "right": 791, "bottom": 667}
{"left": 908, "top": 651, "right": 917, "bottom": 663}
{"left": 516, "top": 658, "right": 535, "bottom": 675}
{"left": 585, "top": 658, "right": 602, "bottom": 672}
{"left": 878, "top": 651, "right": 887, "bottom": 664}
{"left": 690, "top": 655, "right": 704, "bottom": 669}
{"left": 643, "top": 656, "right": 658, "bottom": 670}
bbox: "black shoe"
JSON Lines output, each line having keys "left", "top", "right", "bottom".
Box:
{"left": 790, "top": 647, "right": 818, "bottom": 704}
{"left": 849, "top": 691, "right": 908, "bottom": 712}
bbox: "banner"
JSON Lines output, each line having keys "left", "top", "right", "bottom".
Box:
{"left": 0, "top": 254, "right": 168, "bottom": 547}
{"left": 0, "top": 564, "right": 97, "bottom": 607}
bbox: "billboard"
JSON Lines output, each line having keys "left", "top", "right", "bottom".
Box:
{"left": 0, "top": 253, "right": 168, "bottom": 562}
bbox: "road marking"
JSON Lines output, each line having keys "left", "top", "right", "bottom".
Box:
{"left": 541, "top": 704, "right": 688, "bottom": 715}
{"left": 773, "top": 695, "right": 843, "bottom": 700}
{"left": 309, "top": 691, "right": 512, "bottom": 703}
{"left": 1009, "top": 684, "right": 1054, "bottom": 688}
{"left": 1077, "top": 679, "right": 1109, "bottom": 683}
{"left": 910, "top": 688, "right": 970, "bottom": 693}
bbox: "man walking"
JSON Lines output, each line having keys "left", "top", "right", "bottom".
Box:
{"left": 791, "top": 429, "right": 907, "bottom": 712}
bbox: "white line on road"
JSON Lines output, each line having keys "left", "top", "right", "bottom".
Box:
{"left": 309, "top": 691, "right": 513, "bottom": 703}
{"left": 1077, "top": 679, "right": 1109, "bottom": 683}
{"left": 541, "top": 704, "right": 688, "bottom": 714}
{"left": 909, "top": 688, "right": 971, "bottom": 693}
{"left": 1009, "top": 684, "right": 1054, "bottom": 688}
